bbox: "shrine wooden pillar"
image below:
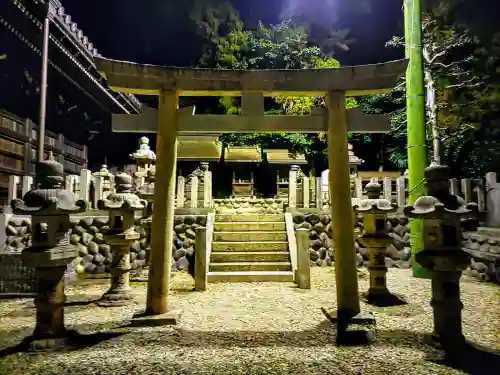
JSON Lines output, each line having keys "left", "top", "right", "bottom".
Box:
{"left": 146, "top": 90, "right": 179, "bottom": 318}
{"left": 325, "top": 92, "right": 360, "bottom": 319}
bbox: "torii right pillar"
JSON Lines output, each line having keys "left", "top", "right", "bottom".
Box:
{"left": 322, "top": 91, "right": 376, "bottom": 344}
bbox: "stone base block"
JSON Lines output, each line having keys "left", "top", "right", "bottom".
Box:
{"left": 20, "top": 329, "right": 80, "bottom": 351}
{"left": 321, "top": 307, "right": 376, "bottom": 346}
{"left": 362, "top": 291, "right": 407, "bottom": 307}
{"left": 130, "top": 309, "right": 181, "bottom": 327}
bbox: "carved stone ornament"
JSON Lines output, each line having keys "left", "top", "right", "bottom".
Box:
{"left": 98, "top": 173, "right": 147, "bottom": 212}
{"left": 93, "top": 164, "right": 112, "bottom": 180}
{"left": 188, "top": 165, "right": 205, "bottom": 182}
{"left": 404, "top": 163, "right": 471, "bottom": 219}
{"left": 354, "top": 179, "right": 397, "bottom": 213}
{"left": 130, "top": 136, "right": 156, "bottom": 162}
{"left": 11, "top": 152, "right": 87, "bottom": 216}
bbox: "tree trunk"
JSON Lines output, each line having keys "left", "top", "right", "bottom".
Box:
{"left": 423, "top": 51, "right": 441, "bottom": 164}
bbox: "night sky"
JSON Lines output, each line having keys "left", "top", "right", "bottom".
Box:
{"left": 62, "top": 0, "right": 404, "bottom": 67}
{"left": 2, "top": 0, "right": 405, "bottom": 168}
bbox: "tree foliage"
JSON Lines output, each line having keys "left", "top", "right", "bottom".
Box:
{"left": 189, "top": 0, "right": 500, "bottom": 177}
{"left": 195, "top": 16, "right": 364, "bottom": 173}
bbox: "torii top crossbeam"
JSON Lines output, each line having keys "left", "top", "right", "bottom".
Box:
{"left": 96, "top": 58, "right": 408, "bottom": 97}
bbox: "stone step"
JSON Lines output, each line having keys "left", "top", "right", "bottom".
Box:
{"left": 207, "top": 271, "right": 294, "bottom": 283}
{"left": 213, "top": 231, "right": 287, "bottom": 242}
{"left": 214, "top": 222, "right": 286, "bottom": 232}
{"left": 212, "top": 241, "right": 288, "bottom": 252}
{"left": 211, "top": 251, "right": 290, "bottom": 262}
{"left": 209, "top": 261, "right": 292, "bottom": 272}
{"left": 215, "top": 214, "right": 283, "bottom": 222}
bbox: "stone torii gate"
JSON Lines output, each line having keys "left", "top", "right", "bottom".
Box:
{"left": 96, "top": 57, "right": 407, "bottom": 332}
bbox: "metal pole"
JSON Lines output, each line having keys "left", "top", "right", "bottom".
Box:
{"left": 37, "top": 16, "right": 50, "bottom": 162}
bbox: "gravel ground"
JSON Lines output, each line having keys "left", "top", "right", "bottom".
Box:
{"left": 0, "top": 268, "right": 499, "bottom": 375}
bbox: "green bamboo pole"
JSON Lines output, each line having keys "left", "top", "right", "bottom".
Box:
{"left": 404, "top": 0, "right": 431, "bottom": 278}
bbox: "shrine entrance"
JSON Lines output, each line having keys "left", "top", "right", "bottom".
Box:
{"left": 96, "top": 57, "right": 407, "bottom": 330}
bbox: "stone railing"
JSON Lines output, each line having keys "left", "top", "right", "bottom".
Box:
{"left": 176, "top": 166, "right": 213, "bottom": 209}
{"left": 292, "top": 172, "right": 493, "bottom": 223}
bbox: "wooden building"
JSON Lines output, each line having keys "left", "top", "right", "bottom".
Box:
{"left": 0, "top": 0, "right": 143, "bottom": 173}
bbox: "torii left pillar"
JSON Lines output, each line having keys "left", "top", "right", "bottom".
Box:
{"left": 322, "top": 92, "right": 375, "bottom": 344}
{"left": 133, "top": 90, "right": 181, "bottom": 326}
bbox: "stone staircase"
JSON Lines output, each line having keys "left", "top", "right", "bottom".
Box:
{"left": 208, "top": 213, "right": 294, "bottom": 282}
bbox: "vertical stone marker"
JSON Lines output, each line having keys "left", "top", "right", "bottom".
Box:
{"left": 139, "top": 91, "right": 181, "bottom": 326}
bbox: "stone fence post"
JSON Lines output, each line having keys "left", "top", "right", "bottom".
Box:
{"left": 289, "top": 165, "right": 299, "bottom": 208}
{"left": 449, "top": 178, "right": 459, "bottom": 196}
{"left": 190, "top": 175, "right": 199, "bottom": 209}
{"left": 22, "top": 176, "right": 33, "bottom": 197}
{"left": 302, "top": 176, "right": 310, "bottom": 209}
{"left": 176, "top": 176, "right": 185, "bottom": 208}
{"left": 7, "top": 175, "right": 20, "bottom": 207}
{"left": 354, "top": 178, "right": 363, "bottom": 199}
{"left": 94, "top": 176, "right": 104, "bottom": 209}
{"left": 396, "top": 176, "right": 406, "bottom": 208}
{"left": 295, "top": 228, "right": 311, "bottom": 289}
{"left": 315, "top": 177, "right": 322, "bottom": 209}
{"left": 203, "top": 170, "right": 212, "bottom": 208}
{"left": 461, "top": 178, "right": 472, "bottom": 204}
{"left": 383, "top": 177, "right": 392, "bottom": 202}
{"left": 64, "top": 175, "right": 73, "bottom": 192}
{"left": 194, "top": 227, "right": 207, "bottom": 291}
{"left": 486, "top": 172, "right": 500, "bottom": 227}
{"left": 79, "top": 169, "right": 92, "bottom": 203}
{"left": 475, "top": 178, "right": 486, "bottom": 212}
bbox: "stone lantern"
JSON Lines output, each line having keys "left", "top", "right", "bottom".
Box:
{"left": 92, "top": 164, "right": 113, "bottom": 206}
{"left": 131, "top": 136, "right": 156, "bottom": 190}
{"left": 354, "top": 178, "right": 401, "bottom": 306}
{"left": 97, "top": 173, "right": 147, "bottom": 307}
{"left": 404, "top": 162, "right": 471, "bottom": 358}
{"left": 10, "top": 152, "right": 87, "bottom": 350}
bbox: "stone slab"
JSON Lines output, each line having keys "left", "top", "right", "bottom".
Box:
{"left": 321, "top": 307, "right": 376, "bottom": 346}
{"left": 210, "top": 251, "right": 290, "bottom": 263}
{"left": 209, "top": 261, "right": 292, "bottom": 272}
{"left": 213, "top": 231, "right": 287, "bottom": 242}
{"left": 207, "top": 270, "right": 294, "bottom": 283}
{"left": 130, "top": 309, "right": 182, "bottom": 327}
{"left": 212, "top": 241, "right": 288, "bottom": 252}
{"left": 215, "top": 214, "right": 284, "bottom": 222}
{"left": 214, "top": 222, "right": 286, "bottom": 232}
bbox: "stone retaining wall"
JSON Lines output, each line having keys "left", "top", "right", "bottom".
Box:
{"left": 293, "top": 211, "right": 499, "bottom": 284}
{"left": 462, "top": 230, "right": 500, "bottom": 283}
{"left": 1, "top": 214, "right": 207, "bottom": 294}
{"left": 292, "top": 212, "right": 412, "bottom": 269}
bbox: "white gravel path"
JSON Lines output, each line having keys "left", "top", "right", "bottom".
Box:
{"left": 0, "top": 268, "right": 498, "bottom": 375}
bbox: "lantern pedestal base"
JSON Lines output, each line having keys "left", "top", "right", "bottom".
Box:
{"left": 97, "top": 285, "right": 134, "bottom": 307}
{"left": 20, "top": 329, "right": 80, "bottom": 351}
{"left": 130, "top": 309, "right": 182, "bottom": 327}
{"left": 321, "top": 307, "right": 376, "bottom": 346}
